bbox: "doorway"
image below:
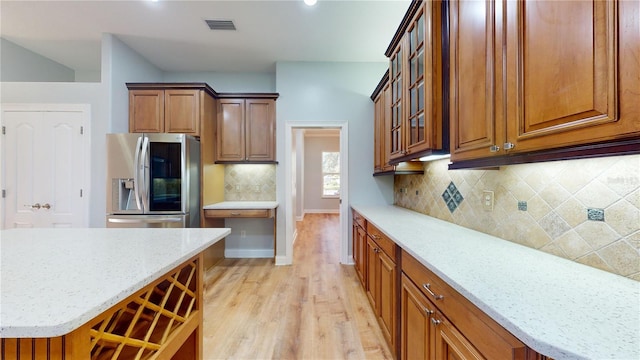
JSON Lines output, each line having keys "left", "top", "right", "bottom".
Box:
{"left": 1, "top": 104, "right": 90, "bottom": 228}
{"left": 284, "top": 122, "right": 350, "bottom": 265}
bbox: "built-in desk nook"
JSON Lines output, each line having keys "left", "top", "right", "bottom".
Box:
{"left": 203, "top": 201, "right": 278, "bottom": 259}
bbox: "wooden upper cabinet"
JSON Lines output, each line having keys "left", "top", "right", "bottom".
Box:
{"left": 245, "top": 99, "right": 276, "bottom": 161}
{"left": 217, "top": 99, "right": 246, "bottom": 162}
{"left": 449, "top": 0, "right": 503, "bottom": 162}
{"left": 128, "top": 86, "right": 204, "bottom": 137}
{"left": 387, "top": 1, "right": 447, "bottom": 163}
{"left": 164, "top": 89, "right": 200, "bottom": 134}
{"left": 216, "top": 98, "right": 276, "bottom": 163}
{"left": 450, "top": 0, "right": 640, "bottom": 165}
{"left": 505, "top": 0, "right": 636, "bottom": 152}
{"left": 389, "top": 44, "right": 405, "bottom": 160}
{"left": 129, "top": 90, "right": 165, "bottom": 133}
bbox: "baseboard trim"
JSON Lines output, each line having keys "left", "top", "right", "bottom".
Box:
{"left": 225, "top": 249, "right": 273, "bottom": 258}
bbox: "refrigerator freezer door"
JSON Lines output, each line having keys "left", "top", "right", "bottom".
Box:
{"left": 107, "top": 134, "right": 144, "bottom": 214}
{"left": 106, "top": 214, "right": 188, "bottom": 228}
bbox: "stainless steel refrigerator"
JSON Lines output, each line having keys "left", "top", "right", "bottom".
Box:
{"left": 106, "top": 133, "right": 200, "bottom": 228}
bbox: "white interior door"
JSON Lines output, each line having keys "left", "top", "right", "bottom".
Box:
{"left": 2, "top": 105, "right": 87, "bottom": 228}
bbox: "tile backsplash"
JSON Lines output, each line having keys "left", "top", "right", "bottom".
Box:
{"left": 224, "top": 164, "right": 276, "bottom": 201}
{"left": 394, "top": 154, "right": 640, "bottom": 280}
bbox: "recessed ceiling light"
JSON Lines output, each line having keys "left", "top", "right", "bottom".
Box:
{"left": 304, "top": 0, "right": 317, "bottom": 6}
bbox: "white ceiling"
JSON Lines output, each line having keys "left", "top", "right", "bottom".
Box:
{"left": 0, "top": 0, "right": 411, "bottom": 73}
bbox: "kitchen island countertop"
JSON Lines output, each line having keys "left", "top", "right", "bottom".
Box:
{"left": 352, "top": 205, "right": 639, "bottom": 360}
{"left": 0, "top": 227, "right": 230, "bottom": 338}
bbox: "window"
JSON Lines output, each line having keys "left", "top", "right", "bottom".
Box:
{"left": 322, "top": 152, "right": 340, "bottom": 198}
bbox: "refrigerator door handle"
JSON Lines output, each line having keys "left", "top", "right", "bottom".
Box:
{"left": 140, "top": 136, "right": 150, "bottom": 212}
{"left": 133, "top": 135, "right": 144, "bottom": 211}
{"left": 107, "top": 217, "right": 183, "bottom": 224}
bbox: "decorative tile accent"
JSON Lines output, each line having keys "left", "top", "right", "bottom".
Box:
{"left": 587, "top": 208, "right": 605, "bottom": 221}
{"left": 442, "top": 182, "right": 463, "bottom": 213}
{"left": 518, "top": 201, "right": 527, "bottom": 211}
{"left": 394, "top": 154, "right": 640, "bottom": 280}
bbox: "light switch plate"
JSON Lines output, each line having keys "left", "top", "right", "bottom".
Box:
{"left": 482, "top": 190, "right": 494, "bottom": 211}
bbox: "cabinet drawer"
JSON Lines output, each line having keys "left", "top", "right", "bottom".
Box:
{"left": 352, "top": 210, "right": 366, "bottom": 229}
{"left": 402, "top": 250, "right": 526, "bottom": 360}
{"left": 367, "top": 223, "right": 396, "bottom": 259}
{"left": 204, "top": 209, "right": 272, "bottom": 218}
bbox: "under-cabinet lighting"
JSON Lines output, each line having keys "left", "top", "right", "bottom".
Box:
{"left": 304, "top": 0, "right": 317, "bottom": 6}
{"left": 418, "top": 154, "right": 451, "bottom": 162}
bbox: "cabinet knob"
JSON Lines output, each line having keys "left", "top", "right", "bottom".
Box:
{"left": 489, "top": 145, "right": 500, "bottom": 152}
{"left": 42, "top": 203, "right": 51, "bottom": 210}
{"left": 504, "top": 142, "right": 516, "bottom": 150}
{"left": 431, "top": 318, "right": 442, "bottom": 326}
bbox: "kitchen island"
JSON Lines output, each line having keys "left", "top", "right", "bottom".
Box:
{"left": 352, "top": 205, "right": 639, "bottom": 359}
{"left": 0, "top": 227, "right": 230, "bottom": 359}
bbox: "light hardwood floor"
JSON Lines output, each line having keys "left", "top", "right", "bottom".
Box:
{"left": 202, "top": 213, "right": 393, "bottom": 359}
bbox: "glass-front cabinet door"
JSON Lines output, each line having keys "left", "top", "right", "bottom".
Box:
{"left": 405, "top": 5, "right": 430, "bottom": 154}
{"left": 389, "top": 44, "right": 404, "bottom": 160}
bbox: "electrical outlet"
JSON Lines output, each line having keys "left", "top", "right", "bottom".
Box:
{"left": 240, "top": 230, "right": 246, "bottom": 238}
{"left": 235, "top": 185, "right": 240, "bottom": 191}
{"left": 254, "top": 185, "right": 260, "bottom": 192}
{"left": 482, "top": 190, "right": 494, "bottom": 211}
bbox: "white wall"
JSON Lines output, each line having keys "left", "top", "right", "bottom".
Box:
{"left": 104, "top": 34, "right": 163, "bottom": 132}
{"left": 304, "top": 135, "right": 340, "bottom": 212}
{"left": 275, "top": 61, "right": 396, "bottom": 258}
{"left": 163, "top": 72, "right": 275, "bottom": 93}
{"left": 0, "top": 38, "right": 75, "bottom": 82}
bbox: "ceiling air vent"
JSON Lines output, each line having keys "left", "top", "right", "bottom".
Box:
{"left": 205, "top": 19, "right": 236, "bottom": 31}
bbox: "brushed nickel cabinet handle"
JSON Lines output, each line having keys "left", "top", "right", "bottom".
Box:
{"left": 42, "top": 203, "right": 51, "bottom": 210}
{"left": 231, "top": 212, "right": 241, "bottom": 216}
{"left": 489, "top": 145, "right": 500, "bottom": 152}
{"left": 422, "top": 283, "right": 444, "bottom": 301}
{"left": 24, "top": 203, "right": 41, "bottom": 209}
{"left": 431, "top": 318, "right": 441, "bottom": 326}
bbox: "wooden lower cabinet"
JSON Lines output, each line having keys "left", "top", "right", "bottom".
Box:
{"left": 401, "top": 273, "right": 434, "bottom": 360}
{"left": 402, "top": 250, "right": 530, "bottom": 360}
{"left": 365, "top": 226, "right": 398, "bottom": 352}
{"left": 352, "top": 210, "right": 367, "bottom": 286}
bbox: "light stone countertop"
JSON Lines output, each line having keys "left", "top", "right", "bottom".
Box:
{"left": 351, "top": 205, "right": 640, "bottom": 360}
{"left": 203, "top": 201, "right": 279, "bottom": 210}
{"left": 0, "top": 227, "right": 230, "bottom": 338}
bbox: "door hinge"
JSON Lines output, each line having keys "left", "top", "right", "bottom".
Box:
{"left": 80, "top": 189, "right": 83, "bottom": 197}
{"left": 2, "top": 189, "right": 5, "bottom": 198}
{"left": 2, "top": 126, "right": 5, "bottom": 135}
{"left": 80, "top": 126, "right": 84, "bottom": 135}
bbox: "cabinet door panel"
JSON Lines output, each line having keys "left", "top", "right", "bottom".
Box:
{"left": 217, "top": 99, "right": 245, "bottom": 161}
{"left": 450, "top": 0, "right": 503, "bottom": 161}
{"left": 401, "top": 275, "right": 434, "bottom": 360}
{"left": 129, "top": 90, "right": 164, "bottom": 133}
{"left": 506, "top": 0, "right": 632, "bottom": 151}
{"left": 164, "top": 90, "right": 200, "bottom": 134}
{"left": 245, "top": 99, "right": 275, "bottom": 161}
{"left": 378, "top": 250, "right": 396, "bottom": 348}
{"left": 434, "top": 314, "right": 485, "bottom": 360}
{"left": 366, "top": 237, "right": 379, "bottom": 310}
{"left": 354, "top": 225, "right": 367, "bottom": 286}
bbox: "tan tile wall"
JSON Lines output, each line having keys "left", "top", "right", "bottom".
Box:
{"left": 224, "top": 164, "right": 276, "bottom": 201}
{"left": 394, "top": 154, "right": 640, "bottom": 280}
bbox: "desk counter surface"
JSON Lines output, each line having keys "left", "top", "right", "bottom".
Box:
{"left": 203, "top": 201, "right": 278, "bottom": 210}
{"left": 0, "top": 227, "right": 230, "bottom": 338}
